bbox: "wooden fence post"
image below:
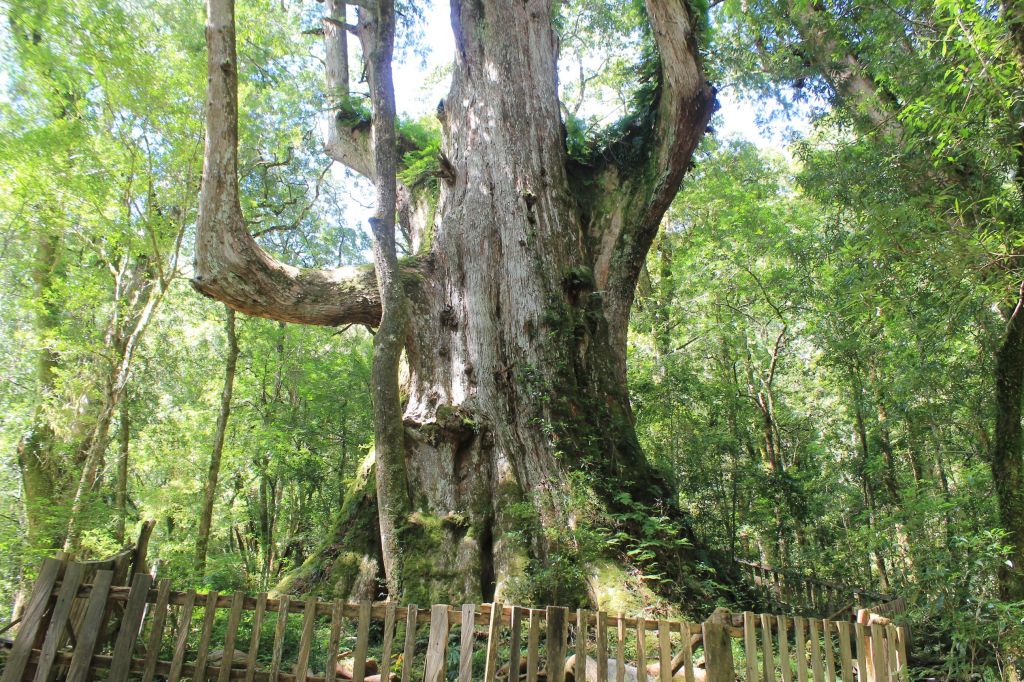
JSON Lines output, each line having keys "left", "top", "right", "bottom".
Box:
{"left": 546, "top": 606, "right": 568, "bottom": 682}
{"left": 423, "top": 604, "right": 449, "bottom": 682}
{"left": 66, "top": 569, "right": 115, "bottom": 682}
{"left": 702, "top": 609, "right": 735, "bottom": 682}
{"left": 2, "top": 559, "right": 64, "bottom": 682}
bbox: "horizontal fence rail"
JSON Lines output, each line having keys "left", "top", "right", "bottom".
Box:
{"left": 734, "top": 559, "right": 900, "bottom": 621}
{"left": 1, "top": 559, "right": 910, "bottom": 682}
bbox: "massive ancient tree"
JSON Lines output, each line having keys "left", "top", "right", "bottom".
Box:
{"left": 195, "top": 0, "right": 714, "bottom": 604}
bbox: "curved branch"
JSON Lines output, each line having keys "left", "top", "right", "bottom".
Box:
{"left": 194, "top": 0, "right": 382, "bottom": 327}
{"left": 638, "top": 0, "right": 717, "bottom": 237}
{"left": 592, "top": 0, "right": 715, "bottom": 329}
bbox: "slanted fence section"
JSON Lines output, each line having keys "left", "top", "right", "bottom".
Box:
{"left": 1, "top": 559, "right": 910, "bottom": 682}
{"left": 734, "top": 559, "right": 898, "bottom": 621}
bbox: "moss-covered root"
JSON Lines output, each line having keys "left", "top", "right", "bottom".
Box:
{"left": 587, "top": 559, "right": 661, "bottom": 615}
{"left": 273, "top": 455, "right": 382, "bottom": 600}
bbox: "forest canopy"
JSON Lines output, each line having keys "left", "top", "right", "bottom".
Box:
{"left": 2, "top": 0, "right": 1024, "bottom": 677}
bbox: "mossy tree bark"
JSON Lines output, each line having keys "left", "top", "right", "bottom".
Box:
{"left": 195, "top": 0, "right": 714, "bottom": 605}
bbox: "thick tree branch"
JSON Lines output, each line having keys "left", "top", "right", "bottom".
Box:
{"left": 787, "top": 3, "right": 903, "bottom": 140}
{"left": 194, "top": 0, "right": 383, "bottom": 327}
{"left": 325, "top": 117, "right": 376, "bottom": 177}
{"left": 638, "top": 0, "right": 716, "bottom": 238}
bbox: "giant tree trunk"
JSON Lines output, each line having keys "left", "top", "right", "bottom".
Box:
{"left": 195, "top": 0, "right": 714, "bottom": 606}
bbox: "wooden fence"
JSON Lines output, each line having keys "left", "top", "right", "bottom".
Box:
{"left": 1, "top": 558, "right": 910, "bottom": 682}
{"left": 734, "top": 560, "right": 898, "bottom": 621}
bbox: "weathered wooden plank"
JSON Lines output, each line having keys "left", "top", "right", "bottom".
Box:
{"left": 381, "top": 603, "right": 398, "bottom": 677}
{"left": 777, "top": 616, "right": 792, "bottom": 682}
{"left": 351, "top": 601, "right": 371, "bottom": 682}
{"left": 546, "top": 607, "right": 568, "bottom": 682}
{"left": 141, "top": 578, "right": 173, "bottom": 682}
{"left": 66, "top": 569, "right": 115, "bottom": 682}
{"left": 2, "top": 558, "right": 64, "bottom": 682}
{"left": 400, "top": 605, "right": 418, "bottom": 682}
{"left": 835, "top": 622, "right": 854, "bottom": 682}
{"left": 509, "top": 606, "right": 524, "bottom": 682}
{"left": 33, "top": 562, "right": 85, "bottom": 682}
{"left": 219, "top": 593, "right": 246, "bottom": 682}
{"left": 885, "top": 626, "right": 899, "bottom": 682}
{"left": 853, "top": 624, "right": 868, "bottom": 682}
{"left": 458, "top": 604, "right": 476, "bottom": 682}
{"left": 595, "top": 611, "right": 608, "bottom": 682}
{"left": 657, "top": 620, "right": 671, "bottom": 682}
{"left": 423, "top": 604, "right": 450, "bottom": 682}
{"left": 808, "top": 619, "right": 823, "bottom": 682}
{"left": 109, "top": 573, "right": 155, "bottom": 682}
{"left": 269, "top": 595, "right": 291, "bottom": 682}
{"left": 576, "top": 609, "right": 589, "bottom": 682}
{"left": 743, "top": 612, "right": 758, "bottom": 682}
{"left": 245, "top": 593, "right": 268, "bottom": 682}
{"left": 615, "top": 615, "right": 625, "bottom": 682}
{"left": 193, "top": 590, "right": 221, "bottom": 682}
{"left": 677, "top": 621, "right": 695, "bottom": 682}
{"left": 794, "top": 617, "right": 808, "bottom": 682}
{"left": 324, "top": 601, "right": 343, "bottom": 682}
{"left": 895, "top": 626, "right": 910, "bottom": 682}
{"left": 484, "top": 602, "right": 503, "bottom": 682}
{"left": 166, "top": 588, "right": 197, "bottom": 682}
{"left": 702, "top": 620, "right": 735, "bottom": 682}
{"left": 822, "top": 621, "right": 836, "bottom": 682}
{"left": 635, "top": 618, "right": 647, "bottom": 680}
{"left": 760, "top": 614, "right": 775, "bottom": 682}
{"left": 526, "top": 610, "right": 540, "bottom": 682}
{"left": 869, "top": 624, "right": 886, "bottom": 682}
{"left": 294, "top": 596, "right": 318, "bottom": 682}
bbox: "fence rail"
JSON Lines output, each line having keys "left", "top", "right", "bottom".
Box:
{"left": 1, "top": 558, "right": 910, "bottom": 682}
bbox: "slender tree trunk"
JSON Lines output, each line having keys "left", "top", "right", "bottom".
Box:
{"left": 992, "top": 306, "right": 1024, "bottom": 601}
{"left": 870, "top": 368, "right": 901, "bottom": 504}
{"left": 357, "top": 0, "right": 409, "bottom": 599}
{"left": 64, "top": 259, "right": 165, "bottom": 552}
{"left": 194, "top": 306, "right": 240, "bottom": 576}
{"left": 115, "top": 397, "right": 130, "bottom": 544}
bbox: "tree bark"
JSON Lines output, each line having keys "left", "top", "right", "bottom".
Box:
{"left": 195, "top": 306, "right": 240, "bottom": 577}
